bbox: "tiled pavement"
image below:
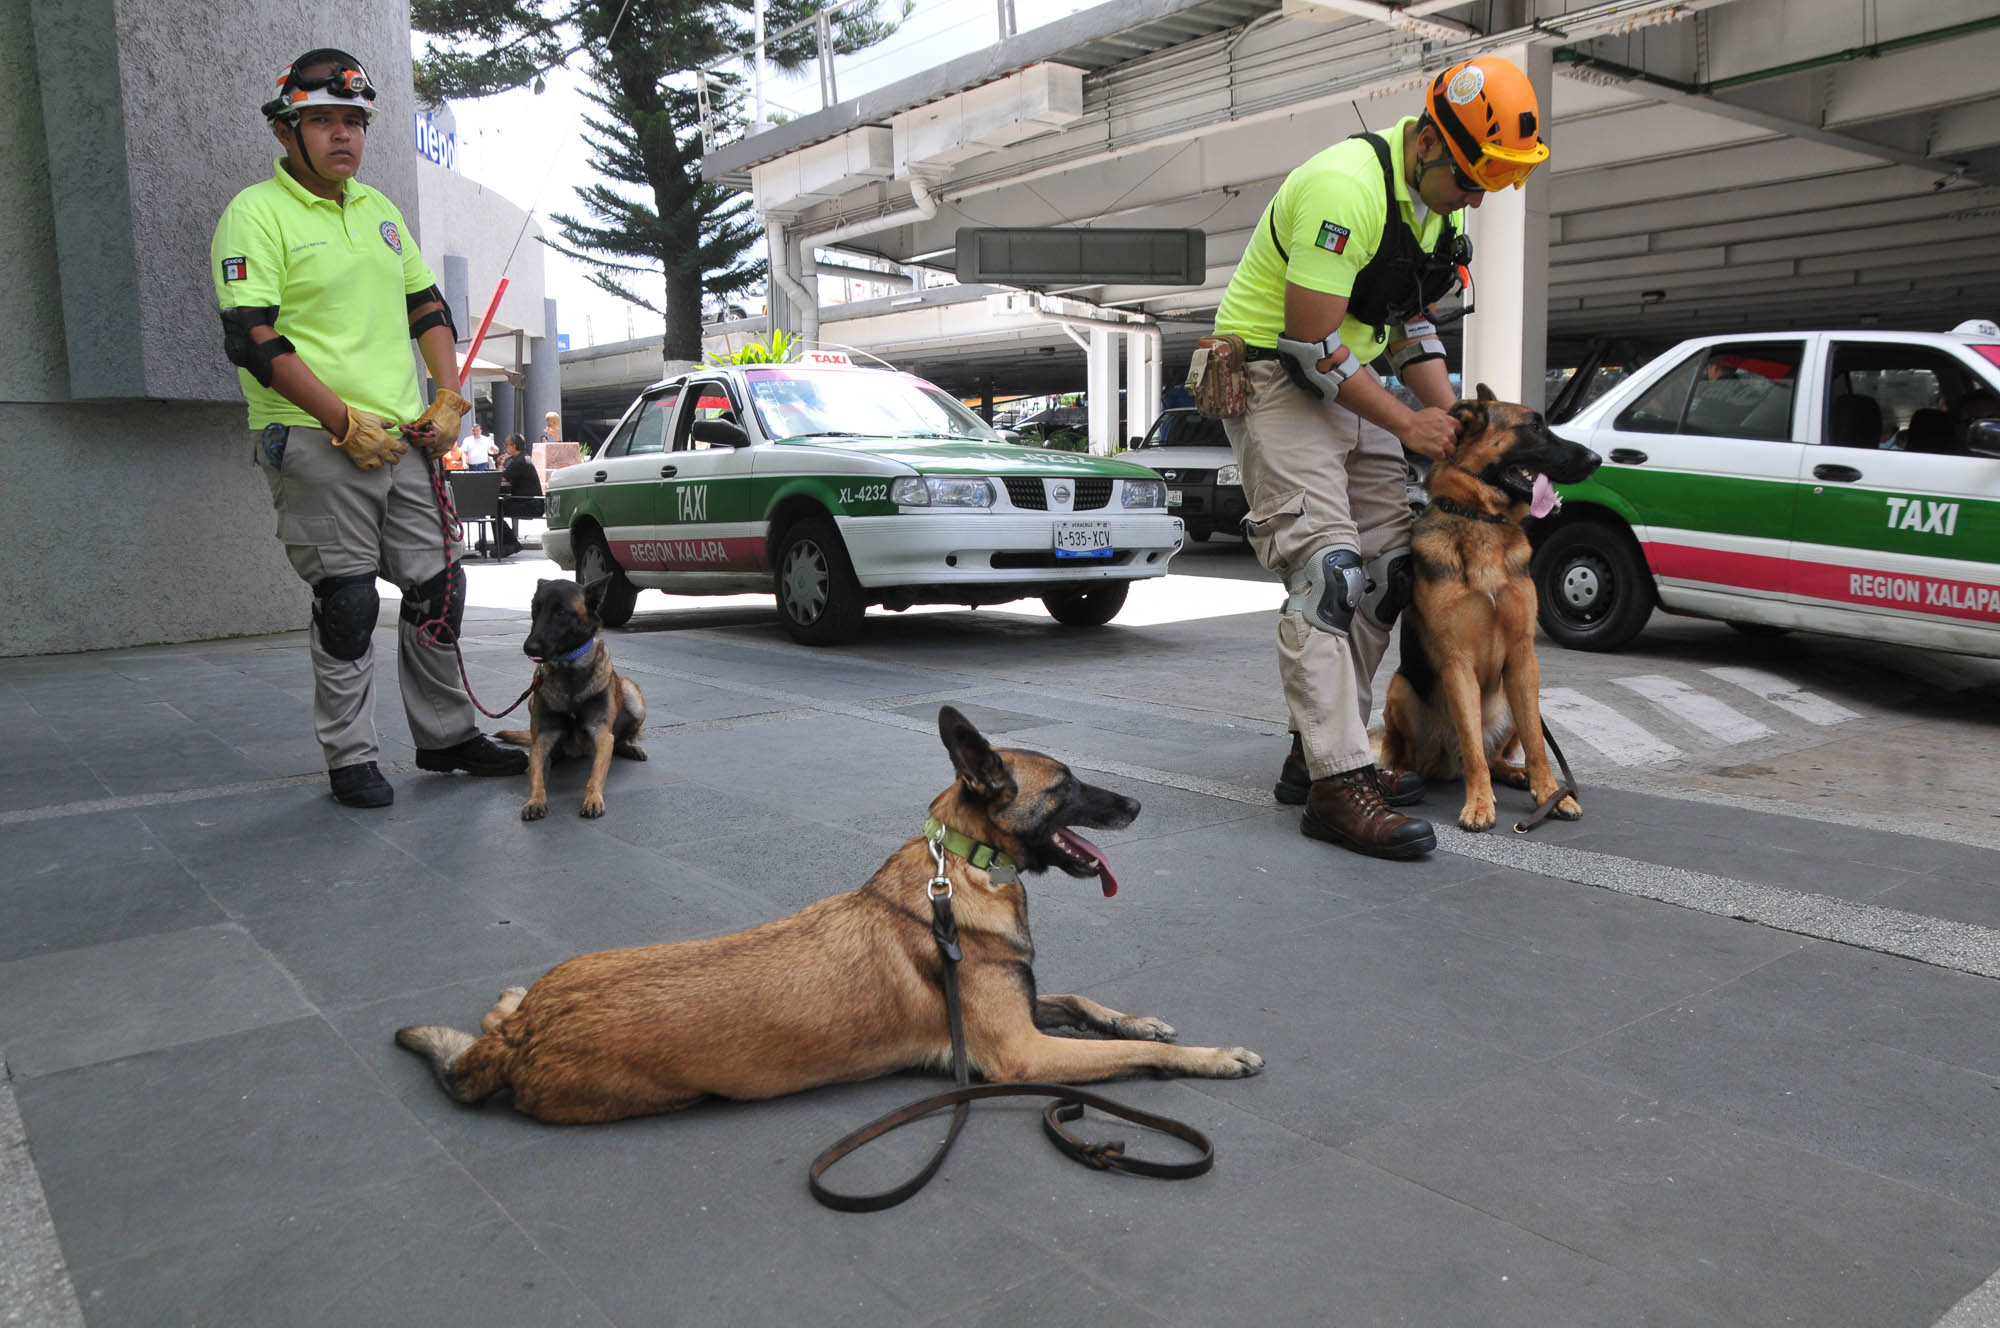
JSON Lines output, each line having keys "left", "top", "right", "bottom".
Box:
{"left": 4, "top": 563, "right": 1999, "bottom": 1327}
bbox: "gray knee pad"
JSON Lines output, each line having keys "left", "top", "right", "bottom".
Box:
{"left": 313, "top": 575, "right": 379, "bottom": 661}
{"left": 1362, "top": 547, "right": 1413, "bottom": 630}
{"left": 1283, "top": 546, "right": 1366, "bottom": 636}
{"left": 400, "top": 564, "right": 465, "bottom": 636}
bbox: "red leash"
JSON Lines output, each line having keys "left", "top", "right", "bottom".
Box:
{"left": 413, "top": 446, "right": 535, "bottom": 720}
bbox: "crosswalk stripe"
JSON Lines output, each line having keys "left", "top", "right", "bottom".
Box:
{"left": 1703, "top": 666, "right": 1861, "bottom": 725}
{"left": 1613, "top": 674, "right": 1774, "bottom": 743}
{"left": 1536, "top": 687, "right": 1683, "bottom": 765}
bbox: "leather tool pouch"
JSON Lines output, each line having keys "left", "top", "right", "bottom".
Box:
{"left": 1189, "top": 334, "right": 1250, "bottom": 420}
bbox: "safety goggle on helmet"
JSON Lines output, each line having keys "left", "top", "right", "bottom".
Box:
{"left": 1424, "top": 56, "right": 1549, "bottom": 192}
{"left": 261, "top": 48, "right": 377, "bottom": 124}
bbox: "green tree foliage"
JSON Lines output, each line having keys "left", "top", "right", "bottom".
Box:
{"left": 707, "top": 327, "right": 802, "bottom": 364}
{"left": 411, "top": 0, "right": 903, "bottom": 360}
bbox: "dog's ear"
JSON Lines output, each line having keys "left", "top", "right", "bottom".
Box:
{"left": 537, "top": 579, "right": 552, "bottom": 590}
{"left": 1475, "top": 382, "right": 1497, "bottom": 403}
{"left": 1449, "top": 399, "right": 1488, "bottom": 440}
{"left": 579, "top": 574, "right": 608, "bottom": 616}
{"left": 938, "top": 706, "right": 1014, "bottom": 802}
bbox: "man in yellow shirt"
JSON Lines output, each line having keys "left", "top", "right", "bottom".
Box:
{"left": 211, "top": 48, "right": 525, "bottom": 807}
{"left": 1211, "top": 57, "right": 1548, "bottom": 858}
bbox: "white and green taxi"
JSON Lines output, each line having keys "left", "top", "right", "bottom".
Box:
{"left": 541, "top": 355, "right": 1183, "bottom": 644}
{"left": 1534, "top": 322, "right": 2000, "bottom": 656}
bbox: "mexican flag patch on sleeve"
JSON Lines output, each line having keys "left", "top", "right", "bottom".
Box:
{"left": 1315, "top": 222, "right": 1350, "bottom": 255}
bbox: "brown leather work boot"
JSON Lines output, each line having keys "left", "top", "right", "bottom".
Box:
{"left": 1274, "top": 733, "right": 1425, "bottom": 807}
{"left": 1302, "top": 766, "right": 1436, "bottom": 859}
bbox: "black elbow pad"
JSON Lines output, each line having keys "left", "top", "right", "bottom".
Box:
{"left": 220, "top": 306, "right": 294, "bottom": 388}
{"left": 406, "top": 284, "right": 456, "bottom": 340}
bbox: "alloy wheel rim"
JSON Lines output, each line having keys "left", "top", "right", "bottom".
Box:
{"left": 783, "top": 542, "right": 828, "bottom": 623}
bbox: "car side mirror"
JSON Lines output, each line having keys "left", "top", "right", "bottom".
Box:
{"left": 1968, "top": 418, "right": 2000, "bottom": 460}
{"left": 689, "top": 418, "right": 747, "bottom": 449}
{"left": 1128, "top": 436, "right": 1143, "bottom": 450}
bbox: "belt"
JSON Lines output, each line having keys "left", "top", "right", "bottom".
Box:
{"left": 1242, "top": 345, "right": 1284, "bottom": 362}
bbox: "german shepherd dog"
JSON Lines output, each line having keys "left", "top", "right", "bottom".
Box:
{"left": 396, "top": 707, "right": 1262, "bottom": 1123}
{"left": 497, "top": 579, "right": 647, "bottom": 820}
{"left": 1373, "top": 387, "right": 1602, "bottom": 832}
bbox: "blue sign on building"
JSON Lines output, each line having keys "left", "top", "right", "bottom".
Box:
{"left": 414, "top": 110, "right": 456, "bottom": 170}
{"left": 557, "top": 333, "right": 571, "bottom": 351}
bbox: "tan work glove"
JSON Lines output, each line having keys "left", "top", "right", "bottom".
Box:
{"left": 332, "top": 407, "right": 408, "bottom": 470}
{"left": 405, "top": 388, "right": 472, "bottom": 459}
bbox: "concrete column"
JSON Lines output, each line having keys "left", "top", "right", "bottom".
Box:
{"left": 1460, "top": 41, "right": 1552, "bottom": 409}
{"left": 1087, "top": 327, "right": 1117, "bottom": 454}
{"left": 490, "top": 379, "right": 518, "bottom": 443}
{"left": 440, "top": 254, "right": 472, "bottom": 342}
{"left": 525, "top": 296, "right": 561, "bottom": 440}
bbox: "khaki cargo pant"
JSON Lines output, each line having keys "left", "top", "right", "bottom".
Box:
{"left": 253, "top": 424, "right": 477, "bottom": 770}
{"left": 1222, "top": 359, "right": 1412, "bottom": 779}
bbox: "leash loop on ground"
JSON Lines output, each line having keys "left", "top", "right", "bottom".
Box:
{"left": 809, "top": 862, "right": 1217, "bottom": 1212}
{"left": 1514, "top": 720, "right": 1579, "bottom": 834}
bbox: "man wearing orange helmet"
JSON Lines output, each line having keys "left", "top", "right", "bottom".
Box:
{"left": 1210, "top": 55, "right": 1549, "bottom": 860}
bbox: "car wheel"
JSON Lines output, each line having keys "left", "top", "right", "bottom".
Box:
{"left": 1726, "top": 620, "right": 1791, "bottom": 639}
{"left": 774, "top": 516, "right": 866, "bottom": 645}
{"left": 1186, "top": 527, "right": 1211, "bottom": 543}
{"left": 1532, "top": 521, "right": 1653, "bottom": 651}
{"left": 1042, "top": 581, "right": 1129, "bottom": 627}
{"left": 575, "top": 528, "right": 639, "bottom": 629}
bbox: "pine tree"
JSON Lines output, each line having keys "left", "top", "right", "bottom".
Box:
{"left": 411, "top": 0, "right": 901, "bottom": 360}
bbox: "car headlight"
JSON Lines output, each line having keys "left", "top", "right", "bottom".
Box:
{"left": 1216, "top": 463, "right": 1240, "bottom": 486}
{"left": 1122, "top": 478, "right": 1166, "bottom": 508}
{"left": 891, "top": 476, "right": 993, "bottom": 508}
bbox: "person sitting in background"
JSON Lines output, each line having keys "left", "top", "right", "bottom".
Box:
{"left": 440, "top": 438, "right": 466, "bottom": 470}
{"left": 538, "top": 411, "right": 562, "bottom": 448}
{"left": 495, "top": 434, "right": 542, "bottom": 557}
{"left": 1956, "top": 390, "right": 2000, "bottom": 448}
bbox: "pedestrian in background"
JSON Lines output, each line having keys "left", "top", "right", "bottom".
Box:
{"left": 209, "top": 47, "right": 527, "bottom": 808}
{"left": 461, "top": 422, "right": 496, "bottom": 470}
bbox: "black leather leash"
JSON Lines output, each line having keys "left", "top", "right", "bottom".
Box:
{"left": 808, "top": 850, "right": 1216, "bottom": 1212}
{"left": 1513, "top": 720, "right": 1579, "bottom": 834}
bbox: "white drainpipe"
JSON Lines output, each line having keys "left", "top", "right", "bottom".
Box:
{"left": 771, "top": 178, "right": 941, "bottom": 346}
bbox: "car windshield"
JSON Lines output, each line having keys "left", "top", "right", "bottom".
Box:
{"left": 1144, "top": 413, "right": 1229, "bottom": 448}
{"left": 745, "top": 369, "right": 1003, "bottom": 442}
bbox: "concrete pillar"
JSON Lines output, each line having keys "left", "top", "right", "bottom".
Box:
{"left": 1460, "top": 41, "right": 1552, "bottom": 409}
{"left": 440, "top": 254, "right": 472, "bottom": 344}
{"left": 490, "top": 379, "right": 518, "bottom": 444}
{"left": 1125, "top": 331, "right": 1161, "bottom": 448}
{"left": 525, "top": 296, "right": 561, "bottom": 441}
{"left": 1087, "top": 327, "right": 1117, "bottom": 454}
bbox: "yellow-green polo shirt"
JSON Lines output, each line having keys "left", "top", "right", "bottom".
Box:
{"left": 210, "top": 159, "right": 436, "bottom": 428}
{"left": 1213, "top": 117, "right": 1460, "bottom": 365}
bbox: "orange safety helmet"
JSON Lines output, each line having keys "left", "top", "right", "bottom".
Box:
{"left": 1423, "top": 57, "right": 1549, "bottom": 192}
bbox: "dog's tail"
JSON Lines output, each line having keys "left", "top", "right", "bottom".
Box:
{"left": 394, "top": 1025, "right": 510, "bottom": 1104}
{"left": 493, "top": 730, "right": 530, "bottom": 747}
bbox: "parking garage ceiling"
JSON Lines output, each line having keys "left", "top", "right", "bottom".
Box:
{"left": 688, "top": 0, "right": 2000, "bottom": 399}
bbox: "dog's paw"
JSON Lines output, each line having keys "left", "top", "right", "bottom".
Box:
{"left": 520, "top": 799, "right": 547, "bottom": 822}
{"left": 1553, "top": 795, "right": 1582, "bottom": 821}
{"left": 1491, "top": 763, "right": 1530, "bottom": 789}
{"left": 1115, "top": 1015, "right": 1177, "bottom": 1042}
{"left": 624, "top": 746, "right": 648, "bottom": 762}
{"left": 579, "top": 795, "right": 606, "bottom": 819}
{"left": 1209, "top": 1047, "right": 1263, "bottom": 1078}
{"left": 1458, "top": 799, "right": 1497, "bottom": 832}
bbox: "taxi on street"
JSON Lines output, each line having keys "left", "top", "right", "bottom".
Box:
{"left": 541, "top": 354, "right": 1183, "bottom": 643}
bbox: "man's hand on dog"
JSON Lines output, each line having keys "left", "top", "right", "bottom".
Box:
{"left": 1398, "top": 406, "right": 1460, "bottom": 460}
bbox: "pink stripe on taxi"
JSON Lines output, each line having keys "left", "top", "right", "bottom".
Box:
{"left": 1645, "top": 541, "right": 2000, "bottom": 622}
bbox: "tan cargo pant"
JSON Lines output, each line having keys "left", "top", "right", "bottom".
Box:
{"left": 253, "top": 424, "right": 477, "bottom": 770}
{"left": 1223, "top": 359, "right": 1412, "bottom": 779}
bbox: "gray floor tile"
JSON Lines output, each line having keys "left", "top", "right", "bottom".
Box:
{"left": 69, "top": 1163, "right": 610, "bottom": 1327}
{"left": 918, "top": 1262, "right": 1177, "bottom": 1328}
{"left": 17, "top": 1018, "right": 446, "bottom": 1271}
{"left": 1558, "top": 994, "right": 2000, "bottom": 1212}
{"left": 1349, "top": 1063, "right": 2000, "bottom": 1328}
{"left": 0, "top": 758, "right": 109, "bottom": 812}
{"left": 0, "top": 924, "right": 311, "bottom": 1075}
{"left": 0, "top": 812, "right": 170, "bottom": 886}
{"left": 0, "top": 858, "right": 224, "bottom": 963}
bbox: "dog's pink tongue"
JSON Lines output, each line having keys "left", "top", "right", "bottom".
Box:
{"left": 1530, "top": 473, "right": 1559, "bottom": 519}
{"left": 1056, "top": 829, "right": 1119, "bottom": 896}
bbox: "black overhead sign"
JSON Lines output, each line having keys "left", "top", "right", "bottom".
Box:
{"left": 955, "top": 228, "right": 1206, "bottom": 287}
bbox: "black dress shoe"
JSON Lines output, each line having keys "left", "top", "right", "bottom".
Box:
{"left": 415, "top": 733, "right": 529, "bottom": 777}
{"left": 329, "top": 761, "right": 394, "bottom": 808}
{"left": 1274, "top": 733, "right": 1424, "bottom": 806}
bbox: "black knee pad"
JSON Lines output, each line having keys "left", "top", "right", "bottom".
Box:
{"left": 400, "top": 564, "right": 465, "bottom": 635}
{"left": 313, "top": 575, "right": 380, "bottom": 661}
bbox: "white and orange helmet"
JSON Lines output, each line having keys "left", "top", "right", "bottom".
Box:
{"left": 1423, "top": 56, "right": 1549, "bottom": 191}
{"left": 261, "top": 48, "right": 378, "bottom": 126}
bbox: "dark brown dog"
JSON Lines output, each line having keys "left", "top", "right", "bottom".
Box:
{"left": 1374, "top": 386, "right": 1601, "bottom": 831}
{"left": 497, "top": 578, "right": 646, "bottom": 820}
{"left": 396, "top": 707, "right": 1262, "bottom": 1123}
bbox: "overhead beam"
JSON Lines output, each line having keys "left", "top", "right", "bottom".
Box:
{"left": 1278, "top": 0, "right": 1473, "bottom": 41}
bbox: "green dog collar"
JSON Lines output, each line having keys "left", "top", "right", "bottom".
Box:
{"left": 923, "top": 816, "right": 1016, "bottom": 876}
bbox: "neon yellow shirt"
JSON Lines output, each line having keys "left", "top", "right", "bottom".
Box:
{"left": 210, "top": 159, "right": 436, "bottom": 428}
{"left": 1213, "top": 117, "right": 1460, "bottom": 364}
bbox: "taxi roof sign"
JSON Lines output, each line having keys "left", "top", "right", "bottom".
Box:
{"left": 802, "top": 350, "right": 851, "bottom": 365}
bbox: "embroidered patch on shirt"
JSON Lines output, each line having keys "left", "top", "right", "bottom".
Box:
{"left": 379, "top": 221, "right": 403, "bottom": 255}
{"left": 1315, "top": 222, "right": 1350, "bottom": 255}
{"left": 221, "top": 256, "right": 248, "bottom": 282}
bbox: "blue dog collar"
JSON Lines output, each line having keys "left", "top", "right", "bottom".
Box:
{"left": 551, "top": 637, "right": 596, "bottom": 662}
